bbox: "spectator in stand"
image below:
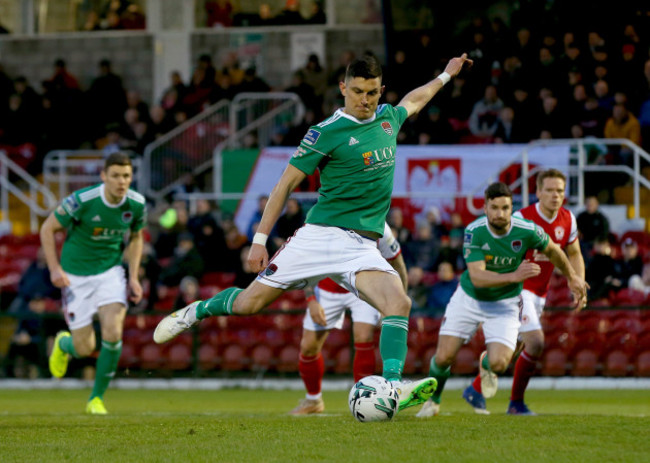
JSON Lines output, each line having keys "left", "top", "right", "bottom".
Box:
{"left": 388, "top": 207, "right": 412, "bottom": 244}
{"left": 173, "top": 276, "right": 201, "bottom": 311}
{"left": 435, "top": 228, "right": 466, "bottom": 273}
{"left": 532, "top": 47, "right": 562, "bottom": 95}
{"left": 154, "top": 199, "right": 190, "bottom": 259}
{"left": 238, "top": 67, "right": 271, "bottom": 93}
{"left": 120, "top": 4, "right": 146, "bottom": 29}
{"left": 577, "top": 196, "right": 610, "bottom": 251}
{"left": 604, "top": 103, "right": 641, "bottom": 165}
{"left": 305, "top": 0, "right": 326, "bottom": 24}
{"left": 45, "top": 59, "right": 79, "bottom": 92}
{"left": 593, "top": 80, "right": 615, "bottom": 112}
{"left": 493, "top": 106, "right": 526, "bottom": 143}
{"left": 273, "top": 198, "right": 304, "bottom": 249}
{"left": 222, "top": 213, "right": 249, "bottom": 272}
{"left": 161, "top": 71, "right": 187, "bottom": 114}
{"left": 285, "top": 71, "right": 318, "bottom": 114}
{"left": 188, "top": 199, "right": 226, "bottom": 272}
{"left": 586, "top": 236, "right": 620, "bottom": 301}
{"left": 3, "top": 295, "right": 49, "bottom": 378}
{"left": 404, "top": 220, "right": 440, "bottom": 271}
{"left": 407, "top": 265, "right": 429, "bottom": 311}
{"left": 233, "top": 245, "right": 258, "bottom": 288}
{"left": 87, "top": 59, "right": 127, "bottom": 137}
{"left": 206, "top": 0, "right": 233, "bottom": 28}
{"left": 629, "top": 262, "right": 650, "bottom": 296}
{"left": 7, "top": 248, "right": 59, "bottom": 315}
{"left": 468, "top": 84, "right": 503, "bottom": 141}
{"left": 126, "top": 90, "right": 150, "bottom": 124}
{"left": 536, "top": 95, "right": 569, "bottom": 139}
{"left": 159, "top": 232, "right": 204, "bottom": 287}
{"left": 275, "top": 0, "right": 305, "bottom": 25}
{"left": 578, "top": 95, "right": 609, "bottom": 137}
{"left": 148, "top": 105, "right": 173, "bottom": 140}
{"left": 414, "top": 105, "right": 456, "bottom": 145}
{"left": 426, "top": 261, "right": 458, "bottom": 316}
{"left": 615, "top": 238, "right": 644, "bottom": 289}
{"left": 0, "top": 63, "right": 13, "bottom": 106}
{"left": 301, "top": 54, "right": 327, "bottom": 115}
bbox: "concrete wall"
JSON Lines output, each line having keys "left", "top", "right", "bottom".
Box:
{"left": 0, "top": 32, "right": 154, "bottom": 103}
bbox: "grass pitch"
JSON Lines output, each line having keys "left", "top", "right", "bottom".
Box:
{"left": 0, "top": 388, "right": 648, "bottom": 463}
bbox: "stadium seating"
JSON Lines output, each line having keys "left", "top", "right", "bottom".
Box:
{"left": 197, "top": 344, "right": 219, "bottom": 371}
{"left": 250, "top": 344, "right": 275, "bottom": 372}
{"left": 276, "top": 345, "right": 299, "bottom": 372}
{"left": 167, "top": 344, "right": 193, "bottom": 370}
{"left": 541, "top": 348, "right": 567, "bottom": 376}
{"left": 635, "top": 351, "right": 650, "bottom": 377}
{"left": 603, "top": 350, "right": 631, "bottom": 377}
{"left": 451, "top": 347, "right": 476, "bottom": 375}
{"left": 572, "top": 349, "right": 600, "bottom": 376}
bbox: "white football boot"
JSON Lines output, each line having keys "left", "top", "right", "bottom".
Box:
{"left": 153, "top": 301, "right": 201, "bottom": 344}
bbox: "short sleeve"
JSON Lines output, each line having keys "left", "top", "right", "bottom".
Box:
{"left": 463, "top": 230, "right": 485, "bottom": 263}
{"left": 378, "top": 222, "right": 401, "bottom": 259}
{"left": 132, "top": 206, "right": 147, "bottom": 232}
{"left": 530, "top": 223, "right": 550, "bottom": 250}
{"left": 54, "top": 193, "right": 83, "bottom": 227}
{"left": 289, "top": 126, "right": 336, "bottom": 175}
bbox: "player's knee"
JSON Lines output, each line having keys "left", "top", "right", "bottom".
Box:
{"left": 73, "top": 339, "right": 94, "bottom": 357}
{"left": 490, "top": 357, "right": 509, "bottom": 374}
{"left": 300, "top": 339, "right": 321, "bottom": 357}
{"left": 101, "top": 328, "right": 122, "bottom": 343}
{"left": 381, "top": 293, "right": 411, "bottom": 317}
{"left": 525, "top": 340, "right": 544, "bottom": 357}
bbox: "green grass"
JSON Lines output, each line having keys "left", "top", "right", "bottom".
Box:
{"left": 0, "top": 389, "right": 649, "bottom": 463}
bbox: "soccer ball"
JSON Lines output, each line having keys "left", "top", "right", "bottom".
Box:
{"left": 348, "top": 375, "right": 399, "bottom": 422}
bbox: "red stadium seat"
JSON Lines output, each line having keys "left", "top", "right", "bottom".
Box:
{"left": 118, "top": 343, "right": 140, "bottom": 369}
{"left": 276, "top": 345, "right": 299, "bottom": 372}
{"left": 419, "top": 346, "right": 436, "bottom": 375}
{"left": 197, "top": 344, "right": 219, "bottom": 371}
{"left": 200, "top": 272, "right": 236, "bottom": 288}
{"left": 221, "top": 344, "right": 248, "bottom": 371}
{"left": 250, "top": 344, "right": 275, "bottom": 371}
{"left": 603, "top": 350, "right": 630, "bottom": 377}
{"left": 541, "top": 348, "right": 567, "bottom": 376}
{"left": 139, "top": 343, "right": 164, "bottom": 370}
{"left": 571, "top": 349, "right": 599, "bottom": 376}
{"left": 333, "top": 346, "right": 352, "bottom": 375}
{"left": 613, "top": 289, "right": 647, "bottom": 307}
{"left": 167, "top": 344, "right": 192, "bottom": 370}
{"left": 635, "top": 351, "right": 650, "bottom": 377}
{"left": 403, "top": 349, "right": 419, "bottom": 375}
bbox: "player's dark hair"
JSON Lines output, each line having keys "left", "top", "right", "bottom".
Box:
{"left": 345, "top": 55, "right": 383, "bottom": 81}
{"left": 484, "top": 182, "right": 512, "bottom": 201}
{"left": 536, "top": 169, "right": 566, "bottom": 190}
{"left": 104, "top": 152, "right": 132, "bottom": 171}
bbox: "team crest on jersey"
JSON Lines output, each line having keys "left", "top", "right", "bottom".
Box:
{"left": 554, "top": 226, "right": 565, "bottom": 241}
{"left": 62, "top": 195, "right": 80, "bottom": 214}
{"left": 381, "top": 121, "right": 393, "bottom": 135}
{"left": 511, "top": 240, "right": 522, "bottom": 252}
{"left": 264, "top": 263, "right": 278, "bottom": 276}
{"left": 122, "top": 211, "right": 133, "bottom": 223}
{"left": 302, "top": 129, "right": 321, "bottom": 146}
{"left": 362, "top": 151, "right": 376, "bottom": 166}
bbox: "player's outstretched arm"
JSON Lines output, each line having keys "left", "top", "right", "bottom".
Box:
{"left": 467, "top": 259, "right": 541, "bottom": 288}
{"left": 39, "top": 213, "right": 70, "bottom": 288}
{"left": 397, "top": 53, "right": 473, "bottom": 118}
{"left": 248, "top": 164, "right": 307, "bottom": 273}
{"left": 542, "top": 240, "right": 589, "bottom": 309}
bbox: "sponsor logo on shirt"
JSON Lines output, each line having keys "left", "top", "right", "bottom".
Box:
{"left": 511, "top": 240, "right": 522, "bottom": 252}
{"left": 92, "top": 215, "right": 101, "bottom": 222}
{"left": 485, "top": 254, "right": 516, "bottom": 266}
{"left": 381, "top": 121, "right": 393, "bottom": 135}
{"left": 62, "top": 195, "right": 80, "bottom": 214}
{"left": 264, "top": 263, "right": 278, "bottom": 276}
{"left": 362, "top": 152, "right": 376, "bottom": 166}
{"left": 293, "top": 146, "right": 308, "bottom": 158}
{"left": 302, "top": 129, "right": 321, "bottom": 146}
{"left": 349, "top": 137, "right": 359, "bottom": 145}
{"left": 535, "top": 226, "right": 545, "bottom": 239}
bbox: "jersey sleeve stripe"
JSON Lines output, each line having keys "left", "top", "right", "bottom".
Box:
{"left": 127, "top": 190, "right": 146, "bottom": 204}
{"left": 78, "top": 186, "right": 101, "bottom": 202}
{"left": 298, "top": 144, "right": 331, "bottom": 157}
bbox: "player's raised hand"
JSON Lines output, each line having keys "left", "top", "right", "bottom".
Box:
{"left": 443, "top": 53, "right": 473, "bottom": 78}
{"left": 50, "top": 267, "right": 70, "bottom": 288}
{"left": 512, "top": 261, "right": 541, "bottom": 282}
{"left": 568, "top": 277, "right": 589, "bottom": 311}
{"left": 248, "top": 243, "right": 269, "bottom": 273}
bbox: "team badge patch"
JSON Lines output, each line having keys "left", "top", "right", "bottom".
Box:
{"left": 554, "top": 226, "right": 565, "bottom": 241}
{"left": 302, "top": 129, "right": 321, "bottom": 146}
{"left": 464, "top": 232, "right": 473, "bottom": 246}
{"left": 62, "top": 195, "right": 80, "bottom": 214}
{"left": 122, "top": 211, "right": 133, "bottom": 223}
{"left": 264, "top": 263, "right": 278, "bottom": 276}
{"left": 511, "top": 240, "right": 522, "bottom": 252}
{"left": 381, "top": 121, "right": 393, "bottom": 135}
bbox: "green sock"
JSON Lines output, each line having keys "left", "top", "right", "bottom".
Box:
{"left": 481, "top": 352, "right": 491, "bottom": 371}
{"left": 59, "top": 334, "right": 79, "bottom": 358}
{"left": 89, "top": 340, "right": 122, "bottom": 401}
{"left": 380, "top": 316, "right": 409, "bottom": 381}
{"left": 195, "top": 287, "right": 243, "bottom": 319}
{"left": 429, "top": 355, "right": 451, "bottom": 404}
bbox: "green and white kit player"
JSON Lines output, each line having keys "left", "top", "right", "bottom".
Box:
{"left": 154, "top": 52, "right": 472, "bottom": 415}
{"left": 417, "top": 182, "right": 588, "bottom": 417}
{"left": 41, "top": 152, "right": 146, "bottom": 415}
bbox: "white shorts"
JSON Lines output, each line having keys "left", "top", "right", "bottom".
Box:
{"left": 62, "top": 265, "right": 127, "bottom": 330}
{"left": 519, "top": 289, "right": 546, "bottom": 333}
{"left": 439, "top": 286, "right": 522, "bottom": 350}
{"left": 257, "top": 224, "right": 397, "bottom": 296}
{"left": 303, "top": 287, "right": 381, "bottom": 332}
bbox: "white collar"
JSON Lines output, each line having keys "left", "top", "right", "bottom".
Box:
{"left": 100, "top": 184, "right": 127, "bottom": 208}
{"left": 338, "top": 108, "right": 377, "bottom": 124}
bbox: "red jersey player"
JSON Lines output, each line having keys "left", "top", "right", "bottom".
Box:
{"left": 467, "top": 169, "right": 585, "bottom": 415}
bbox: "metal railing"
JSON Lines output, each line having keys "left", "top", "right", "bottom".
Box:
{"left": 143, "top": 99, "right": 231, "bottom": 198}
{"left": 0, "top": 150, "right": 58, "bottom": 234}
{"left": 42, "top": 150, "right": 143, "bottom": 201}
{"left": 463, "top": 138, "right": 650, "bottom": 218}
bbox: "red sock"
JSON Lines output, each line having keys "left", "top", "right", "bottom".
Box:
{"left": 471, "top": 373, "right": 482, "bottom": 394}
{"left": 298, "top": 353, "right": 324, "bottom": 396}
{"left": 510, "top": 351, "right": 539, "bottom": 401}
{"left": 353, "top": 342, "right": 376, "bottom": 382}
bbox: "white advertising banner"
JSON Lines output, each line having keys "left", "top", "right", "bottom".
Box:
{"left": 234, "top": 144, "right": 571, "bottom": 235}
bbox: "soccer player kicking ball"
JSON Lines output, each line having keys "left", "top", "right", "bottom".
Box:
{"left": 416, "top": 182, "right": 587, "bottom": 418}
{"left": 465, "top": 169, "right": 585, "bottom": 415}
{"left": 290, "top": 222, "right": 407, "bottom": 415}
{"left": 41, "top": 152, "right": 146, "bottom": 415}
{"left": 155, "top": 52, "right": 472, "bottom": 413}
